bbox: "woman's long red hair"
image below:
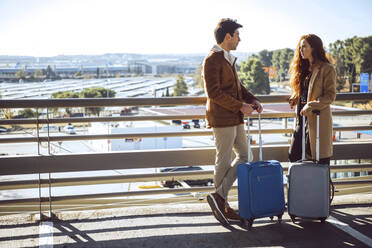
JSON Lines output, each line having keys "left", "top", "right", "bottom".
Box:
{"left": 289, "top": 34, "right": 329, "bottom": 99}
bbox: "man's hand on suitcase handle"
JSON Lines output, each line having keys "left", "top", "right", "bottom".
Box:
{"left": 240, "top": 103, "right": 255, "bottom": 115}
{"left": 252, "top": 100, "right": 263, "bottom": 113}
{"left": 241, "top": 100, "right": 263, "bottom": 115}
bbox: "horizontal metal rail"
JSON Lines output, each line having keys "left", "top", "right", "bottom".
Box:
{"left": 0, "top": 115, "right": 209, "bottom": 125}
{"left": 1, "top": 93, "right": 371, "bottom": 108}
{"left": 1, "top": 125, "right": 371, "bottom": 144}
{"left": 1, "top": 164, "right": 371, "bottom": 191}
{"left": 0, "top": 128, "right": 294, "bottom": 143}
{"left": 1, "top": 143, "right": 372, "bottom": 176}
{"left": 1, "top": 178, "right": 371, "bottom": 206}
{"left": 333, "top": 126, "right": 372, "bottom": 131}
{"left": 1, "top": 110, "right": 372, "bottom": 126}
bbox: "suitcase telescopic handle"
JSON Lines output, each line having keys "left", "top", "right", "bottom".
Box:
{"left": 248, "top": 115, "right": 251, "bottom": 162}
{"left": 302, "top": 110, "right": 320, "bottom": 162}
{"left": 301, "top": 114, "right": 305, "bottom": 161}
{"left": 247, "top": 107, "right": 262, "bottom": 162}
{"left": 258, "top": 112, "right": 262, "bottom": 161}
{"left": 312, "top": 110, "right": 320, "bottom": 162}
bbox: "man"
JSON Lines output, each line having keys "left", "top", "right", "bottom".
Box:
{"left": 203, "top": 18, "right": 263, "bottom": 225}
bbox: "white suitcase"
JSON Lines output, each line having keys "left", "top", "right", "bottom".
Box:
{"left": 287, "top": 110, "right": 334, "bottom": 223}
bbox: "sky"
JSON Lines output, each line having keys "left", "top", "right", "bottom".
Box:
{"left": 0, "top": 0, "right": 371, "bottom": 57}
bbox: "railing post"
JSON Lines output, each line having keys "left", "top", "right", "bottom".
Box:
{"left": 36, "top": 107, "right": 54, "bottom": 221}
{"left": 36, "top": 107, "right": 43, "bottom": 220}
{"left": 46, "top": 108, "right": 53, "bottom": 220}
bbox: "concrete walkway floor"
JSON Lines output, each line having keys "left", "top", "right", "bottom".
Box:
{"left": 0, "top": 193, "right": 371, "bottom": 248}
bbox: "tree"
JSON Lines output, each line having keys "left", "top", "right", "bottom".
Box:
{"left": 193, "top": 64, "right": 204, "bottom": 89}
{"left": 329, "top": 36, "right": 372, "bottom": 92}
{"left": 258, "top": 50, "right": 273, "bottom": 67}
{"left": 15, "top": 70, "right": 26, "bottom": 80}
{"left": 18, "top": 108, "right": 37, "bottom": 118}
{"left": 80, "top": 87, "right": 116, "bottom": 98}
{"left": 3, "top": 109, "right": 14, "bottom": 119}
{"left": 272, "top": 48, "right": 294, "bottom": 81}
{"left": 74, "top": 71, "right": 82, "bottom": 78}
{"left": 127, "top": 64, "right": 131, "bottom": 73}
{"left": 52, "top": 90, "right": 80, "bottom": 116}
{"left": 272, "top": 50, "right": 281, "bottom": 81}
{"left": 96, "top": 67, "right": 100, "bottom": 78}
{"left": 361, "top": 36, "right": 372, "bottom": 73}
{"left": 239, "top": 57, "right": 270, "bottom": 95}
{"left": 34, "top": 69, "right": 44, "bottom": 81}
{"left": 52, "top": 91, "right": 80, "bottom": 99}
{"left": 173, "top": 75, "right": 188, "bottom": 96}
{"left": 329, "top": 40, "right": 348, "bottom": 92}
{"left": 279, "top": 48, "right": 294, "bottom": 80}
{"left": 46, "top": 65, "right": 56, "bottom": 79}
{"left": 80, "top": 87, "right": 116, "bottom": 116}
{"left": 165, "top": 87, "right": 170, "bottom": 97}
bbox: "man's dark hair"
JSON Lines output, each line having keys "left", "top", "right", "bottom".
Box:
{"left": 214, "top": 18, "right": 243, "bottom": 44}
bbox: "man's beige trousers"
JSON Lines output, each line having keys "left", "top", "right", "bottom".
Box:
{"left": 212, "top": 124, "right": 253, "bottom": 201}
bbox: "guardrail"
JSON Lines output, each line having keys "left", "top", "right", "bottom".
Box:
{"left": 0, "top": 93, "right": 372, "bottom": 217}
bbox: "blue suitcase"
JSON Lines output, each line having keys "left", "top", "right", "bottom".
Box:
{"left": 238, "top": 114, "right": 285, "bottom": 228}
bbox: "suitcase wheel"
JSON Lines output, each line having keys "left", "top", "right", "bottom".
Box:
{"left": 290, "top": 215, "right": 296, "bottom": 223}
{"left": 277, "top": 214, "right": 283, "bottom": 223}
{"left": 241, "top": 218, "right": 254, "bottom": 229}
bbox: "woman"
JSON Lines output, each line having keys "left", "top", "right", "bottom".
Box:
{"left": 288, "top": 34, "right": 336, "bottom": 165}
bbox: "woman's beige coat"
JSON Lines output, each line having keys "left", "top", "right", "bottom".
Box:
{"left": 292, "top": 61, "right": 336, "bottom": 160}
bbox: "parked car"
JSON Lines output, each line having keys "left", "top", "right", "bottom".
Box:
{"left": 0, "top": 127, "right": 8, "bottom": 133}
{"left": 172, "top": 120, "right": 182, "bottom": 125}
{"left": 42, "top": 125, "right": 59, "bottom": 132}
{"left": 192, "top": 120, "right": 200, "bottom": 128}
{"left": 199, "top": 119, "right": 207, "bottom": 128}
{"left": 160, "top": 166, "right": 213, "bottom": 188}
{"left": 63, "top": 124, "right": 76, "bottom": 134}
{"left": 183, "top": 123, "right": 191, "bottom": 129}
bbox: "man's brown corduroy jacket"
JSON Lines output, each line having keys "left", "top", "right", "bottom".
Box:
{"left": 202, "top": 49, "right": 258, "bottom": 128}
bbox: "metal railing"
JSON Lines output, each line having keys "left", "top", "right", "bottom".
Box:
{"left": 0, "top": 93, "right": 372, "bottom": 217}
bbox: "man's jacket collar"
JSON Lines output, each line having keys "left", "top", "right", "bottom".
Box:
{"left": 211, "top": 44, "right": 237, "bottom": 66}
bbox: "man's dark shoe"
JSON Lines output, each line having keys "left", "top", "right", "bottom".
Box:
{"left": 224, "top": 202, "right": 241, "bottom": 221}
{"left": 207, "top": 193, "right": 229, "bottom": 225}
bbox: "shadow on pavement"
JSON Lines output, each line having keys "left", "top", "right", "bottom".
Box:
{"left": 0, "top": 207, "right": 370, "bottom": 248}
{"left": 51, "top": 218, "right": 368, "bottom": 248}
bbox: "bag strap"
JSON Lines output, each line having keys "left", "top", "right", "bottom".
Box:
{"left": 330, "top": 178, "right": 335, "bottom": 204}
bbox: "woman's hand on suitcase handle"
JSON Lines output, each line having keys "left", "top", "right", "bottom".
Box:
{"left": 300, "top": 105, "right": 311, "bottom": 117}
{"left": 312, "top": 110, "right": 320, "bottom": 115}
{"left": 300, "top": 107, "right": 320, "bottom": 117}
